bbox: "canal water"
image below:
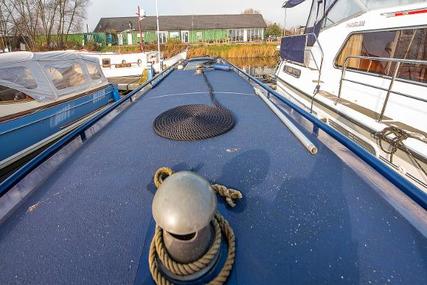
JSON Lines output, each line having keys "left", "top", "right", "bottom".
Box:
{"left": 225, "top": 57, "right": 279, "bottom": 85}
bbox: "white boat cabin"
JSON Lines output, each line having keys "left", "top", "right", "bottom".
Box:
{"left": 0, "top": 51, "right": 109, "bottom": 119}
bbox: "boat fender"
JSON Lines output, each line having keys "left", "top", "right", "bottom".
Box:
{"left": 213, "top": 63, "right": 231, "bottom": 71}
{"left": 112, "top": 85, "right": 120, "bottom": 102}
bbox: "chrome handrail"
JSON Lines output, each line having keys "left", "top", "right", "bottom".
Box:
{"left": 305, "top": 33, "right": 324, "bottom": 113}
{"left": 336, "top": 55, "right": 427, "bottom": 122}
{"left": 223, "top": 58, "right": 427, "bottom": 209}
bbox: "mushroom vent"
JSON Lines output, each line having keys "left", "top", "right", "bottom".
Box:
{"left": 152, "top": 171, "right": 217, "bottom": 263}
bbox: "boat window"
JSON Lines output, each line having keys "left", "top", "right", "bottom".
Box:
{"left": 335, "top": 28, "right": 427, "bottom": 83}
{"left": 283, "top": 65, "right": 301, "bottom": 78}
{"left": 0, "top": 85, "right": 33, "bottom": 103}
{"left": 45, "top": 63, "right": 87, "bottom": 90}
{"left": 0, "top": 66, "right": 37, "bottom": 89}
{"left": 323, "top": 0, "right": 365, "bottom": 29}
{"left": 86, "top": 62, "right": 102, "bottom": 80}
{"left": 362, "top": 0, "right": 425, "bottom": 9}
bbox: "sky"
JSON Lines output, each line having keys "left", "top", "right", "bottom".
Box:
{"left": 85, "top": 0, "right": 312, "bottom": 31}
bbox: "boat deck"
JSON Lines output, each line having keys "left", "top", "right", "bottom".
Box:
{"left": 0, "top": 68, "right": 426, "bottom": 284}
{"left": 108, "top": 76, "right": 141, "bottom": 91}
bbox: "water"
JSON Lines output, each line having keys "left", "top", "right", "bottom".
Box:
{"left": 226, "top": 57, "right": 279, "bottom": 85}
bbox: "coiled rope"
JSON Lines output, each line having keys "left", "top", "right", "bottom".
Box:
{"left": 376, "top": 126, "right": 411, "bottom": 163}
{"left": 149, "top": 167, "right": 242, "bottom": 285}
{"left": 153, "top": 67, "right": 235, "bottom": 141}
{"left": 375, "top": 126, "right": 427, "bottom": 178}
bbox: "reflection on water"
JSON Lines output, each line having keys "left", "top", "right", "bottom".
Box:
{"left": 226, "top": 57, "right": 279, "bottom": 84}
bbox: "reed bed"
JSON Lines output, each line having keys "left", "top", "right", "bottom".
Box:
{"left": 188, "top": 43, "right": 278, "bottom": 59}
{"left": 100, "top": 42, "right": 279, "bottom": 60}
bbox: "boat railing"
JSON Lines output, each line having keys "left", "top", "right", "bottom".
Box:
{"left": 281, "top": 32, "right": 325, "bottom": 112}
{"left": 291, "top": 32, "right": 324, "bottom": 113}
{"left": 337, "top": 55, "right": 427, "bottom": 122}
{"left": 222, "top": 58, "right": 427, "bottom": 209}
{"left": 0, "top": 62, "right": 179, "bottom": 197}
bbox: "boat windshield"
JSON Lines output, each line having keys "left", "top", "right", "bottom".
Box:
{"left": 362, "top": 0, "right": 426, "bottom": 9}
{"left": 304, "top": 0, "right": 366, "bottom": 34}
{"left": 305, "top": 0, "right": 426, "bottom": 32}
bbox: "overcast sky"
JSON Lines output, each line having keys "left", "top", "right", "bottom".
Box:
{"left": 86, "top": 0, "right": 311, "bottom": 31}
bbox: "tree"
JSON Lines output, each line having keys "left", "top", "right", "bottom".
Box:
{"left": 265, "top": 23, "right": 283, "bottom": 39}
{"left": 0, "top": 0, "right": 89, "bottom": 50}
{"left": 0, "top": 3, "right": 10, "bottom": 49}
{"left": 241, "top": 8, "right": 261, "bottom": 14}
{"left": 0, "top": 0, "right": 40, "bottom": 49}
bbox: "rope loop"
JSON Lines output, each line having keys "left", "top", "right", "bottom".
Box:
{"left": 211, "top": 184, "right": 243, "bottom": 208}
{"left": 149, "top": 167, "right": 241, "bottom": 285}
{"left": 375, "top": 126, "right": 427, "bottom": 178}
{"left": 154, "top": 167, "right": 173, "bottom": 189}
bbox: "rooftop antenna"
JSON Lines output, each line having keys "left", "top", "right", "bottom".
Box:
{"left": 155, "top": 0, "right": 162, "bottom": 71}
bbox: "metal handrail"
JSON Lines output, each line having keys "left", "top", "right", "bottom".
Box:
{"left": 222, "top": 58, "right": 427, "bottom": 209}
{"left": 305, "top": 33, "right": 324, "bottom": 113}
{"left": 337, "top": 55, "right": 427, "bottom": 121}
{"left": 0, "top": 62, "right": 178, "bottom": 197}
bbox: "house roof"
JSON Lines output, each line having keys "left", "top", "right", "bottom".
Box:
{"left": 94, "top": 14, "right": 267, "bottom": 33}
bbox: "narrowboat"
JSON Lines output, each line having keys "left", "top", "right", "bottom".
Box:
{"left": 0, "top": 57, "right": 425, "bottom": 284}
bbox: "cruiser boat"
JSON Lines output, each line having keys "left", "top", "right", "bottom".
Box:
{"left": 0, "top": 57, "right": 426, "bottom": 284}
{"left": 85, "top": 51, "right": 159, "bottom": 78}
{"left": 0, "top": 51, "right": 119, "bottom": 170}
{"left": 86, "top": 50, "right": 188, "bottom": 78}
{"left": 276, "top": 0, "right": 427, "bottom": 192}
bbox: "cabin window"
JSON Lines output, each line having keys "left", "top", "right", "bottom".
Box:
{"left": 0, "top": 66, "right": 37, "bottom": 89}
{"left": 0, "top": 85, "right": 33, "bottom": 103}
{"left": 45, "top": 63, "right": 87, "bottom": 90}
{"left": 335, "top": 28, "right": 427, "bottom": 84}
{"left": 86, "top": 62, "right": 102, "bottom": 80}
{"left": 283, "top": 65, "right": 301, "bottom": 78}
{"left": 102, "top": 58, "right": 111, "bottom": 68}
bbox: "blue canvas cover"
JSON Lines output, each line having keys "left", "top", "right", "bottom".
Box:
{"left": 282, "top": 0, "right": 306, "bottom": 8}
{"left": 280, "top": 35, "right": 306, "bottom": 64}
{"left": 305, "top": 22, "right": 322, "bottom": 46}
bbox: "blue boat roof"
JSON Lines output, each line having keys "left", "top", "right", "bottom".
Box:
{"left": 0, "top": 65, "right": 426, "bottom": 284}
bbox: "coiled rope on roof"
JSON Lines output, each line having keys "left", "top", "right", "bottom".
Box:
{"left": 153, "top": 66, "right": 235, "bottom": 141}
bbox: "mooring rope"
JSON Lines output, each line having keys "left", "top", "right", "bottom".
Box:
{"left": 375, "top": 126, "right": 427, "bottom": 178}
{"left": 149, "top": 167, "right": 242, "bottom": 285}
{"left": 153, "top": 66, "right": 235, "bottom": 141}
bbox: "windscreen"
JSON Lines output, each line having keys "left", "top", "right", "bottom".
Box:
{"left": 0, "top": 56, "right": 107, "bottom": 102}
{"left": 363, "top": 0, "right": 426, "bottom": 9}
